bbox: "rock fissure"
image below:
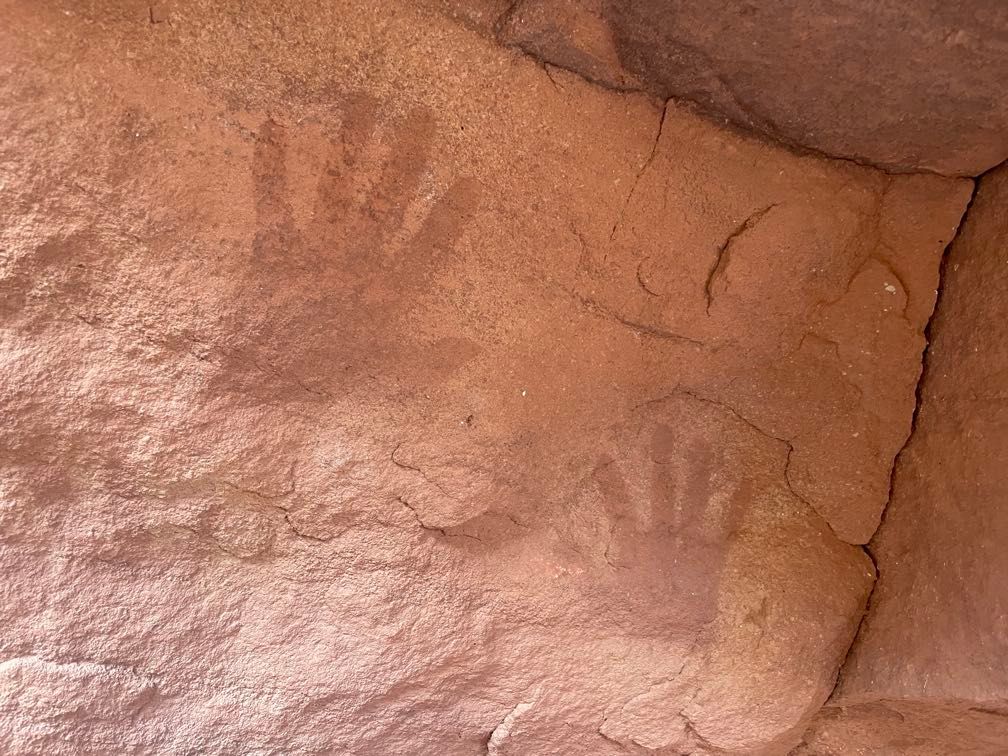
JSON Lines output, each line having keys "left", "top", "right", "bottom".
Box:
{"left": 704, "top": 203, "right": 779, "bottom": 314}
{"left": 573, "top": 292, "right": 705, "bottom": 346}
{"left": 635, "top": 257, "right": 660, "bottom": 297}
{"left": 499, "top": 33, "right": 979, "bottom": 178}
{"left": 391, "top": 442, "right": 463, "bottom": 502}
{"left": 397, "top": 496, "right": 481, "bottom": 541}
{"left": 609, "top": 100, "right": 669, "bottom": 242}
{"left": 486, "top": 700, "right": 537, "bottom": 755}
{"left": 647, "top": 388, "right": 848, "bottom": 543}
{"left": 824, "top": 172, "right": 983, "bottom": 703}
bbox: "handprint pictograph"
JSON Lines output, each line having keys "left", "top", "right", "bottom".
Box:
{"left": 225, "top": 95, "right": 480, "bottom": 400}
{"left": 579, "top": 392, "right": 754, "bottom": 628}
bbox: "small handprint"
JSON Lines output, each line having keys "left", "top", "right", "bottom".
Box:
{"left": 575, "top": 392, "right": 756, "bottom": 630}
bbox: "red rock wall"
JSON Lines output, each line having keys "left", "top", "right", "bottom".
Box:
{"left": 492, "top": 0, "right": 1008, "bottom": 175}
{"left": 796, "top": 163, "right": 1008, "bottom": 753}
{"left": 0, "top": 1, "right": 984, "bottom": 753}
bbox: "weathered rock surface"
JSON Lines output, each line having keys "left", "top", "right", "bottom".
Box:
{"left": 797, "top": 164, "right": 1008, "bottom": 752}
{"left": 793, "top": 699, "right": 1008, "bottom": 755}
{"left": 0, "top": 1, "right": 971, "bottom": 753}
{"left": 493, "top": 0, "right": 1008, "bottom": 176}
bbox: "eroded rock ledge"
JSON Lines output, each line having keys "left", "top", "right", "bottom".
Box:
{"left": 798, "top": 162, "right": 1008, "bottom": 755}
{"left": 474, "top": 0, "right": 1008, "bottom": 176}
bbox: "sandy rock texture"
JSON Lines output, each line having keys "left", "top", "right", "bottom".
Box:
{"left": 796, "top": 164, "right": 1008, "bottom": 753}
{"left": 492, "top": 0, "right": 1008, "bottom": 176}
{"left": 0, "top": 1, "right": 971, "bottom": 753}
{"left": 793, "top": 699, "right": 1008, "bottom": 755}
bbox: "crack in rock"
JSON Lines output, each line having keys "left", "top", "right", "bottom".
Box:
{"left": 636, "top": 256, "right": 661, "bottom": 297}
{"left": 217, "top": 464, "right": 330, "bottom": 544}
{"left": 574, "top": 293, "right": 705, "bottom": 346}
{"left": 609, "top": 100, "right": 670, "bottom": 242}
{"left": 391, "top": 442, "right": 462, "bottom": 501}
{"left": 824, "top": 173, "right": 981, "bottom": 704}
{"left": 487, "top": 699, "right": 536, "bottom": 755}
{"left": 704, "top": 203, "right": 778, "bottom": 314}
{"left": 397, "top": 496, "right": 481, "bottom": 542}
{"left": 637, "top": 387, "right": 846, "bottom": 543}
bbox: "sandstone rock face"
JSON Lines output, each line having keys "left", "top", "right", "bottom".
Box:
{"left": 793, "top": 699, "right": 1008, "bottom": 755}
{"left": 0, "top": 1, "right": 971, "bottom": 753}
{"left": 495, "top": 0, "right": 1008, "bottom": 176}
{"left": 797, "top": 164, "right": 1008, "bottom": 752}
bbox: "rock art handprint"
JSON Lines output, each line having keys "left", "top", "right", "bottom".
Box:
{"left": 226, "top": 96, "right": 480, "bottom": 400}
{"left": 588, "top": 394, "right": 752, "bottom": 621}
